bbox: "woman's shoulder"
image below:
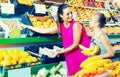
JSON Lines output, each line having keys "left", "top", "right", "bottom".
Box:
{"left": 72, "top": 21, "right": 82, "bottom": 30}
{"left": 73, "top": 20, "right": 83, "bottom": 26}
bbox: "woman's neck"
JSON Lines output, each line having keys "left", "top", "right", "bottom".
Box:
{"left": 64, "top": 21, "right": 71, "bottom": 27}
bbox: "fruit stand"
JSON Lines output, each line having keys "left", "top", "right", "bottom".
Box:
{"left": 0, "top": 0, "right": 120, "bottom": 77}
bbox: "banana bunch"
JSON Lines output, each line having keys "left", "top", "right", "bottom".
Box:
{"left": 104, "top": 63, "right": 116, "bottom": 70}
{"left": 74, "top": 66, "right": 105, "bottom": 77}
{"left": 110, "top": 65, "right": 120, "bottom": 77}
{"left": 109, "top": 61, "right": 120, "bottom": 77}
{"left": 74, "top": 66, "right": 107, "bottom": 77}
{"left": 80, "top": 56, "right": 102, "bottom": 68}
{"left": 84, "top": 59, "right": 112, "bottom": 69}
{"left": 79, "top": 43, "right": 99, "bottom": 56}
{"left": 112, "top": 61, "right": 120, "bottom": 66}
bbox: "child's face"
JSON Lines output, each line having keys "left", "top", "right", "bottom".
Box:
{"left": 89, "top": 16, "right": 96, "bottom": 29}
{"left": 61, "top": 7, "right": 73, "bottom": 22}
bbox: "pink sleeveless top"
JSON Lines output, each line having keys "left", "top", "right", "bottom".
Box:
{"left": 60, "top": 20, "right": 90, "bottom": 76}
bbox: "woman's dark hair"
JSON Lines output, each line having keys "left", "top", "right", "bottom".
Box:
{"left": 57, "top": 4, "right": 70, "bottom": 23}
{"left": 94, "top": 12, "right": 106, "bottom": 28}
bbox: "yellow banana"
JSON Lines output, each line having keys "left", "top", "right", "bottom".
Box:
{"left": 84, "top": 59, "right": 112, "bottom": 68}
{"left": 79, "top": 44, "right": 100, "bottom": 56}
{"left": 110, "top": 68, "right": 120, "bottom": 76}
{"left": 73, "top": 70, "right": 84, "bottom": 77}
{"left": 90, "top": 44, "right": 99, "bottom": 56}
{"left": 80, "top": 56, "right": 102, "bottom": 68}
{"left": 112, "top": 61, "right": 120, "bottom": 66}
{"left": 74, "top": 66, "right": 98, "bottom": 77}
{"left": 79, "top": 44, "right": 94, "bottom": 52}
{"left": 81, "top": 50, "right": 92, "bottom": 56}
{"left": 104, "top": 63, "right": 116, "bottom": 70}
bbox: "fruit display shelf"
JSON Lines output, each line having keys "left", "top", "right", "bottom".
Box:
{"left": 2, "top": 62, "right": 59, "bottom": 77}
{"left": 0, "top": 37, "right": 61, "bottom": 45}
{"left": 31, "top": 62, "right": 59, "bottom": 75}
{"left": 107, "top": 34, "right": 120, "bottom": 38}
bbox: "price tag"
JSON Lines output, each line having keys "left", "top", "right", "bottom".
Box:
{"left": 34, "top": 4, "right": 46, "bottom": 14}
{"left": 1, "top": 3, "right": 14, "bottom": 14}
{"left": 8, "top": 67, "right": 31, "bottom": 77}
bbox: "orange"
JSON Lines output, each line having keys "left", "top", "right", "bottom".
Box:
{"left": 5, "top": 60, "right": 11, "bottom": 66}
{"left": 14, "top": 50, "right": 20, "bottom": 55}
{"left": 18, "top": 58, "right": 26, "bottom": 64}
{"left": 31, "top": 57, "right": 37, "bottom": 62}
{"left": 0, "top": 54, "right": 3, "bottom": 61}
{"left": 47, "top": 19, "right": 53, "bottom": 24}
{"left": 12, "top": 55, "right": 19, "bottom": 62}
{"left": 7, "top": 49, "right": 13, "bottom": 54}
{"left": 11, "top": 60, "right": 17, "bottom": 65}
{"left": 20, "top": 51, "right": 29, "bottom": 58}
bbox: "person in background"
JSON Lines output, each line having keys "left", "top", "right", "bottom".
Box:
{"left": 114, "top": 11, "right": 120, "bottom": 22}
{"left": 55, "top": 4, "right": 90, "bottom": 76}
{"left": 87, "top": 12, "right": 114, "bottom": 59}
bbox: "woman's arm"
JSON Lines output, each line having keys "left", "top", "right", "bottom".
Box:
{"left": 58, "top": 22, "right": 82, "bottom": 54}
{"left": 21, "top": 24, "right": 58, "bottom": 34}
{"left": 99, "top": 34, "right": 114, "bottom": 58}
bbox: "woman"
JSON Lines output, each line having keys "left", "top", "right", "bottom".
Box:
{"left": 56, "top": 4, "right": 90, "bottom": 76}
{"left": 87, "top": 12, "right": 114, "bottom": 58}
{"left": 20, "top": 4, "right": 90, "bottom": 76}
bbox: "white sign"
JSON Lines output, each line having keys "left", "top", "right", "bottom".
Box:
{"left": 1, "top": 3, "right": 15, "bottom": 14}
{"left": 34, "top": 4, "right": 46, "bottom": 14}
{"left": 8, "top": 67, "right": 31, "bottom": 77}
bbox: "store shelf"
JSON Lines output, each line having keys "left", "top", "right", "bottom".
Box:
{"left": 114, "top": 52, "right": 120, "bottom": 58}
{"left": 84, "top": 21, "right": 120, "bottom": 25}
{"left": 0, "top": 37, "right": 61, "bottom": 44}
{"left": 83, "top": 21, "right": 89, "bottom": 25}
{"left": 45, "top": 0, "right": 63, "bottom": 5}
{"left": 107, "top": 34, "right": 120, "bottom": 38}
{"left": 1, "top": 33, "right": 115, "bottom": 45}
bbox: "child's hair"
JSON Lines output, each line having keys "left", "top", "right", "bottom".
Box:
{"left": 57, "top": 4, "right": 70, "bottom": 23}
{"left": 94, "top": 12, "right": 106, "bottom": 28}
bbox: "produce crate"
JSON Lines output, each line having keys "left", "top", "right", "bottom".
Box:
{"left": 20, "top": 14, "right": 58, "bottom": 37}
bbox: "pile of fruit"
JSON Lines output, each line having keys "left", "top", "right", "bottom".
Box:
{"left": 65, "top": 0, "right": 104, "bottom": 8}
{"left": 73, "top": 56, "right": 120, "bottom": 77}
{"left": 112, "top": 42, "right": 120, "bottom": 51}
{"left": 0, "top": 48, "right": 38, "bottom": 66}
{"left": 17, "top": 0, "right": 34, "bottom": 6}
{"left": 0, "top": 0, "right": 8, "bottom": 3}
{"left": 79, "top": 43, "right": 99, "bottom": 56}
{"left": 102, "top": 26, "right": 120, "bottom": 34}
{"left": 29, "top": 16, "right": 56, "bottom": 28}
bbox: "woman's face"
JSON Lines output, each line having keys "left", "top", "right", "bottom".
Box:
{"left": 61, "top": 7, "right": 73, "bottom": 22}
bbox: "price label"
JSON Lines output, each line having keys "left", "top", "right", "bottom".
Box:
{"left": 1, "top": 3, "right": 14, "bottom": 14}
{"left": 8, "top": 67, "right": 31, "bottom": 77}
{"left": 34, "top": 4, "right": 46, "bottom": 14}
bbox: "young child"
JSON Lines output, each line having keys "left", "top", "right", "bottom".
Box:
{"left": 87, "top": 12, "right": 114, "bottom": 59}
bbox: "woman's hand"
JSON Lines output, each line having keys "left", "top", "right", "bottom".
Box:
{"left": 54, "top": 52, "right": 59, "bottom": 57}
{"left": 19, "top": 24, "right": 28, "bottom": 29}
{"left": 54, "top": 50, "right": 64, "bottom": 57}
